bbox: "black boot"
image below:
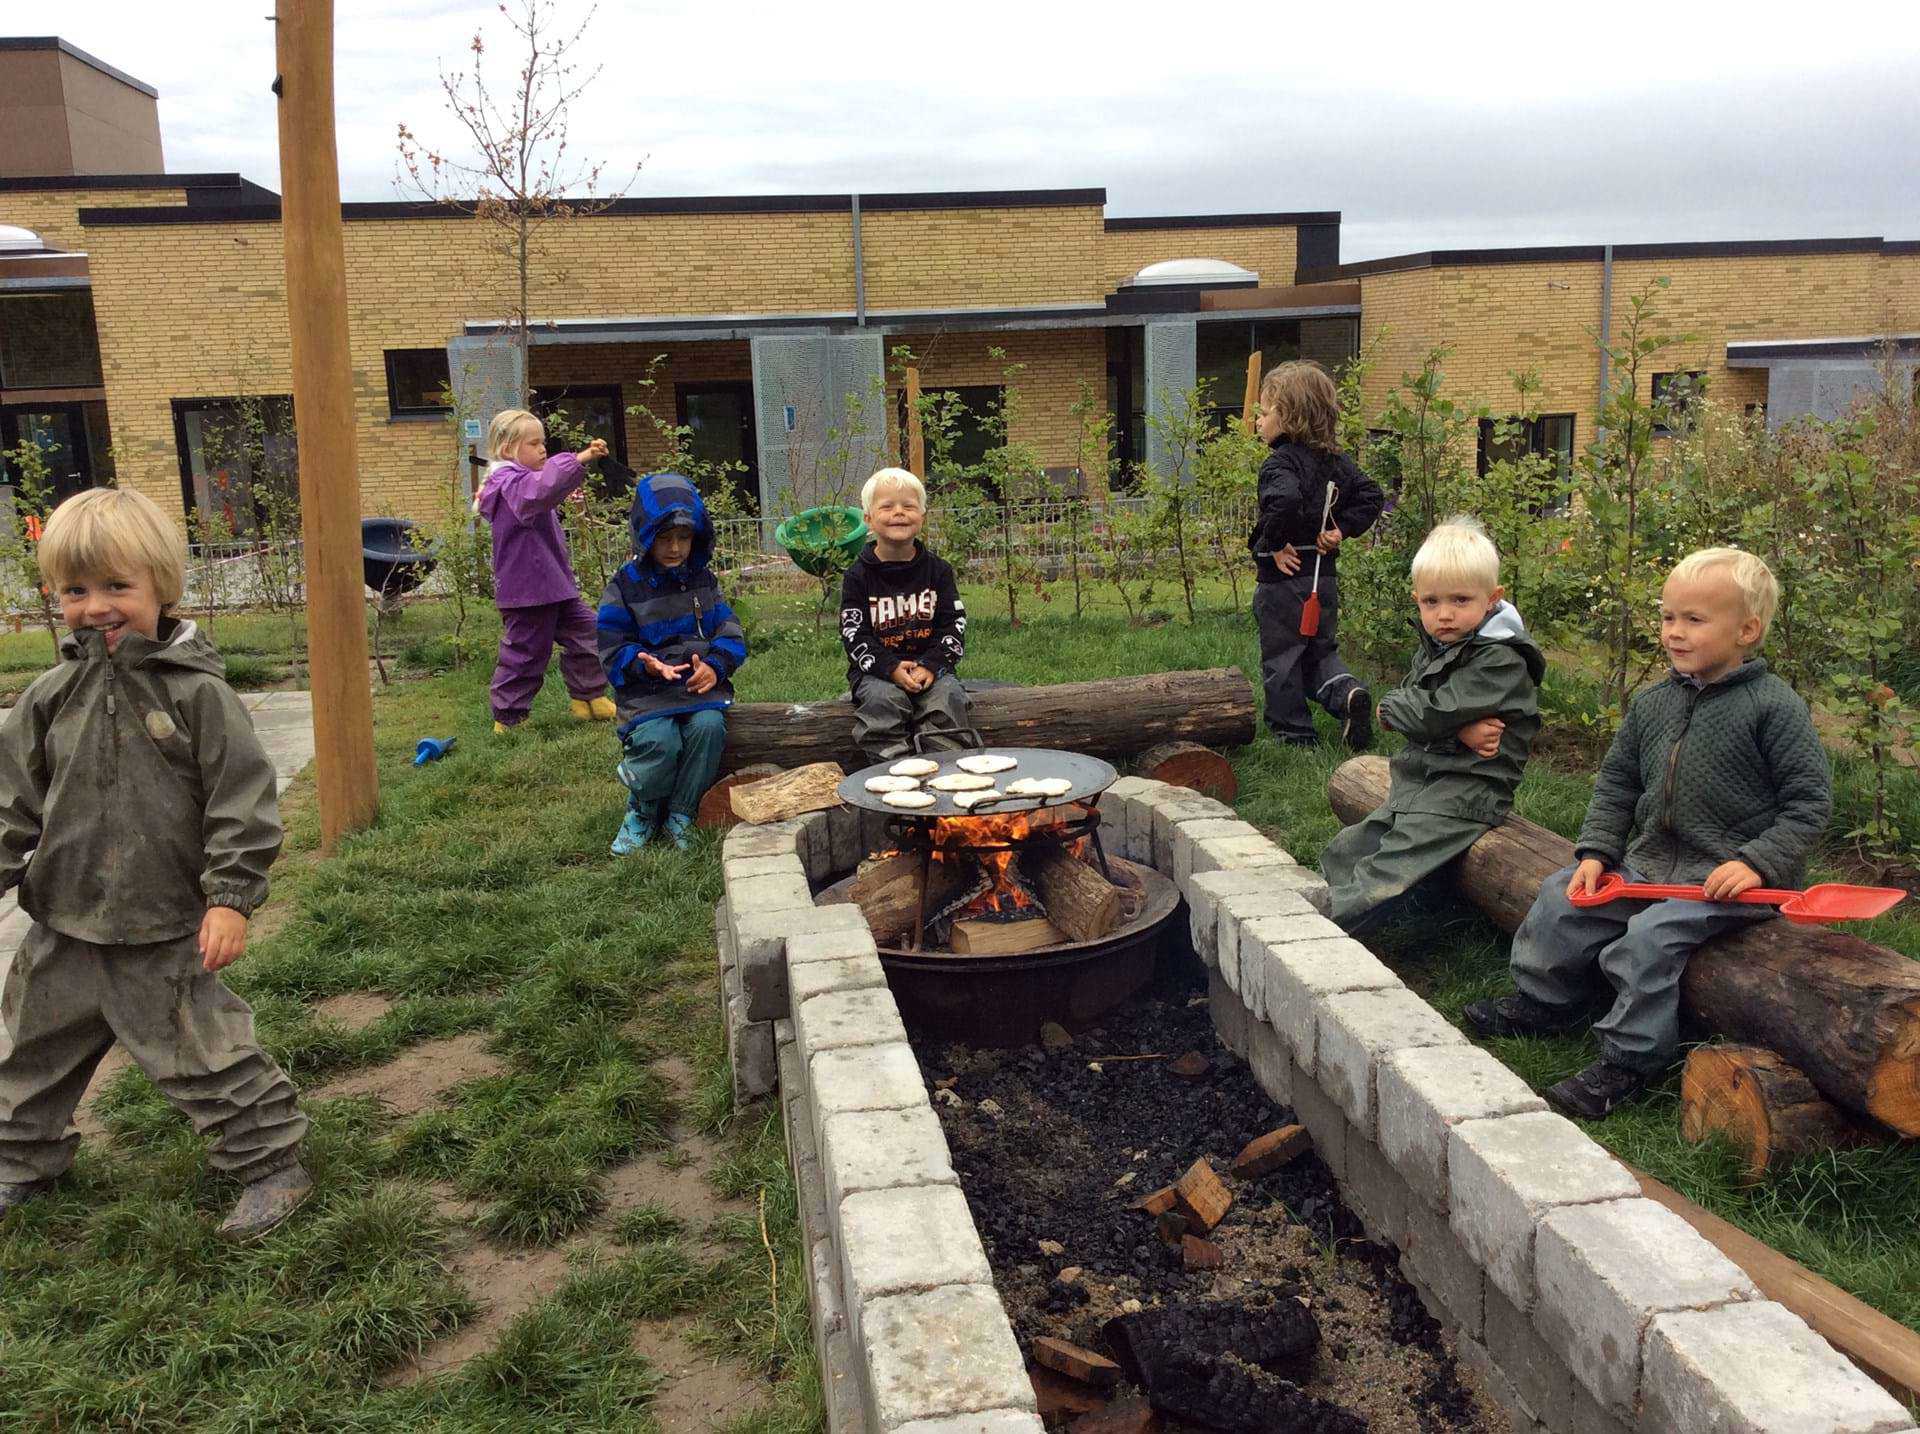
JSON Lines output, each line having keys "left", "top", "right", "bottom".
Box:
{"left": 1341, "top": 685, "right": 1374, "bottom": 751}
{"left": 218, "top": 1161, "right": 313, "bottom": 1241}
{"left": 1547, "top": 1059, "right": 1652, "bottom": 1120}
{"left": 1463, "top": 992, "right": 1584, "bottom": 1039}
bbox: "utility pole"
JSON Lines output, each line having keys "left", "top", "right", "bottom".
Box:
{"left": 274, "top": 0, "right": 378, "bottom": 851}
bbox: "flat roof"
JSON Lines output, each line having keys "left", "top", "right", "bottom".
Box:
{"left": 1, "top": 172, "right": 249, "bottom": 194}
{"left": 1726, "top": 334, "right": 1920, "bottom": 363}
{"left": 0, "top": 36, "right": 157, "bottom": 97}
{"left": 1304, "top": 236, "right": 1909, "bottom": 282}
{"left": 1104, "top": 211, "right": 1339, "bottom": 231}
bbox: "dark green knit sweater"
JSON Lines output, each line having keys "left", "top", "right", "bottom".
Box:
{"left": 1575, "top": 659, "right": 1831, "bottom": 887}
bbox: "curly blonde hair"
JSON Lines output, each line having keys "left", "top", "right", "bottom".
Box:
{"left": 1258, "top": 360, "right": 1341, "bottom": 451}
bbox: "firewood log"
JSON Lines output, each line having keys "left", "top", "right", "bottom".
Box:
{"left": 1682, "top": 1044, "right": 1885, "bottom": 1180}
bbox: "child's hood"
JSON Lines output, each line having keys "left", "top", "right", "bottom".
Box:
{"left": 473, "top": 457, "right": 522, "bottom": 520}
{"left": 1473, "top": 599, "right": 1547, "bottom": 684}
{"left": 630, "top": 471, "right": 714, "bottom": 574}
{"left": 58, "top": 616, "right": 226, "bottom": 679}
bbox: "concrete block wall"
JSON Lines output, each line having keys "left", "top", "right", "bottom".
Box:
{"left": 720, "top": 784, "right": 1914, "bottom": 1434}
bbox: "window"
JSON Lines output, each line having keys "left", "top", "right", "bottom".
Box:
{"left": 1651, "top": 371, "right": 1706, "bottom": 434}
{"left": 0, "top": 291, "right": 104, "bottom": 389}
{"left": 1195, "top": 317, "right": 1360, "bottom": 429}
{"left": 173, "top": 396, "right": 299, "bottom": 540}
{"left": 903, "top": 384, "right": 1004, "bottom": 486}
{"left": 532, "top": 384, "right": 628, "bottom": 499}
{"left": 1476, "top": 414, "right": 1575, "bottom": 511}
{"left": 385, "top": 348, "right": 453, "bottom": 417}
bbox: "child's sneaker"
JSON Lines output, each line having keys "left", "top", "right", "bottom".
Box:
{"left": 662, "top": 812, "right": 695, "bottom": 850}
{"left": 218, "top": 1160, "right": 313, "bottom": 1241}
{"left": 1341, "top": 685, "right": 1374, "bottom": 751}
{"left": 612, "top": 811, "right": 656, "bottom": 855}
{"left": 588, "top": 696, "right": 617, "bottom": 721}
{"left": 1463, "top": 992, "right": 1583, "bottom": 1039}
{"left": 1546, "top": 1059, "right": 1651, "bottom": 1120}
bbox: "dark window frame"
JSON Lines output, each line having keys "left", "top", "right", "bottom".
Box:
{"left": 1476, "top": 412, "right": 1576, "bottom": 513}
{"left": 674, "top": 379, "right": 759, "bottom": 512}
{"left": 1651, "top": 370, "right": 1706, "bottom": 435}
{"left": 383, "top": 347, "right": 454, "bottom": 418}
{"left": 898, "top": 382, "right": 1006, "bottom": 485}
{"left": 171, "top": 394, "right": 300, "bottom": 541}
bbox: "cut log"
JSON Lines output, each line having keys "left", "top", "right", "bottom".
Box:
{"left": 847, "top": 851, "right": 968, "bottom": 946}
{"left": 1033, "top": 1336, "right": 1121, "bottom": 1390}
{"left": 728, "top": 761, "right": 845, "bottom": 824}
{"left": 1133, "top": 741, "right": 1238, "bottom": 802}
{"left": 1028, "top": 844, "right": 1124, "bottom": 944}
{"left": 1328, "top": 755, "right": 1920, "bottom": 1137}
{"left": 720, "top": 668, "right": 1256, "bottom": 774}
{"left": 1171, "top": 1157, "right": 1232, "bottom": 1232}
{"left": 1681, "top": 1045, "right": 1882, "bottom": 1180}
{"left": 950, "top": 916, "right": 1064, "bottom": 955}
{"left": 696, "top": 762, "right": 782, "bottom": 829}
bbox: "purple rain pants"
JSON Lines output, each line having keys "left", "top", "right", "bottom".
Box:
{"left": 490, "top": 597, "right": 606, "bottom": 725}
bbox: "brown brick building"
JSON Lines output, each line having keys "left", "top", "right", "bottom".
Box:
{"left": 3, "top": 36, "right": 1916, "bottom": 533}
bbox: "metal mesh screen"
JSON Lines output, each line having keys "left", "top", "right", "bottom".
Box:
{"left": 1143, "top": 321, "right": 1197, "bottom": 480}
{"left": 750, "top": 334, "right": 885, "bottom": 511}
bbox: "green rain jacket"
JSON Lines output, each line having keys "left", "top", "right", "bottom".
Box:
{"left": 0, "top": 618, "right": 282, "bottom": 944}
{"left": 1575, "top": 659, "right": 1830, "bottom": 888}
{"left": 1375, "top": 601, "right": 1547, "bottom": 826}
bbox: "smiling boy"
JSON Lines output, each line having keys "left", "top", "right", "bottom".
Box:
{"left": 839, "top": 468, "right": 969, "bottom": 761}
{"left": 1319, "top": 517, "right": 1544, "bottom": 935}
{"left": 1467, "top": 547, "right": 1831, "bottom": 1118}
{"left": 0, "top": 488, "right": 310, "bottom": 1236}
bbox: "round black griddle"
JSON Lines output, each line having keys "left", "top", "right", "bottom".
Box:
{"left": 837, "top": 746, "right": 1117, "bottom": 819}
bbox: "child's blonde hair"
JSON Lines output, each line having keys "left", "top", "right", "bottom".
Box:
{"left": 1668, "top": 546, "right": 1778, "bottom": 641}
{"left": 39, "top": 487, "right": 186, "bottom": 608}
{"left": 861, "top": 467, "right": 926, "bottom": 513}
{"left": 1258, "top": 361, "right": 1340, "bottom": 451}
{"left": 1410, "top": 515, "right": 1502, "bottom": 594}
{"left": 487, "top": 408, "right": 542, "bottom": 460}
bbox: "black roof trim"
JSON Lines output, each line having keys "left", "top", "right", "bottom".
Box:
{"left": 1726, "top": 336, "right": 1920, "bottom": 361}
{"left": 1, "top": 172, "right": 245, "bottom": 194}
{"left": 1885, "top": 240, "right": 1920, "bottom": 255}
{"left": 78, "top": 202, "right": 283, "bottom": 226}
{"left": 0, "top": 37, "right": 158, "bottom": 97}
{"left": 1105, "top": 211, "right": 1339, "bottom": 232}
{"left": 1307, "top": 235, "right": 1900, "bottom": 282}
{"left": 859, "top": 188, "right": 1105, "bottom": 211}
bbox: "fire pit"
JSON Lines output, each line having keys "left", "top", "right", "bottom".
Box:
{"left": 814, "top": 747, "right": 1182, "bottom": 1045}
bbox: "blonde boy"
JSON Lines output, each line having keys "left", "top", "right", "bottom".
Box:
{"left": 1469, "top": 547, "right": 1831, "bottom": 1119}
{"left": 0, "top": 488, "right": 310, "bottom": 1237}
{"left": 838, "top": 468, "right": 970, "bottom": 760}
{"left": 1320, "top": 517, "right": 1544, "bottom": 934}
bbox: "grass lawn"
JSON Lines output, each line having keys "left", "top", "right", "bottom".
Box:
{"left": 2, "top": 584, "right": 1913, "bottom": 1431}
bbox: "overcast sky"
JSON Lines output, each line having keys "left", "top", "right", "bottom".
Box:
{"left": 46, "top": 0, "right": 1920, "bottom": 262}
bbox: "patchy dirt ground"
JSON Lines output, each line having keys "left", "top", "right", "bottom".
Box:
{"left": 310, "top": 1032, "right": 507, "bottom": 1114}
{"left": 910, "top": 969, "right": 1509, "bottom": 1434}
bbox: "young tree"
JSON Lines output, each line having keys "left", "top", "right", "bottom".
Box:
{"left": 396, "top": 0, "right": 637, "bottom": 402}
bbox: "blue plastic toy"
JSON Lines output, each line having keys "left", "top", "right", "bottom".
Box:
{"left": 413, "top": 736, "right": 457, "bottom": 766}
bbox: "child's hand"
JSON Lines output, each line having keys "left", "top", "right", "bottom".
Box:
{"left": 576, "top": 438, "right": 610, "bottom": 464}
{"left": 893, "top": 663, "right": 931, "bottom": 693}
{"left": 685, "top": 655, "right": 717, "bottom": 695}
{"left": 639, "top": 652, "right": 688, "bottom": 682}
{"left": 200, "top": 906, "right": 249, "bottom": 972}
{"left": 1315, "top": 526, "right": 1344, "bottom": 554}
{"left": 1566, "top": 858, "right": 1607, "bottom": 899}
{"left": 1456, "top": 716, "right": 1506, "bottom": 757}
{"left": 1702, "top": 860, "right": 1763, "bottom": 902}
{"left": 1270, "top": 544, "right": 1303, "bottom": 576}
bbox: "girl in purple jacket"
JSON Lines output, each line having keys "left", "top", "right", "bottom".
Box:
{"left": 475, "top": 409, "right": 617, "bottom": 732}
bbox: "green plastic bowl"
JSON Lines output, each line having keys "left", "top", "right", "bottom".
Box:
{"left": 775, "top": 504, "right": 868, "bottom": 577}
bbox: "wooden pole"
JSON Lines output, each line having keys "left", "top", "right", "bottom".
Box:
{"left": 905, "top": 366, "right": 925, "bottom": 478}
{"left": 275, "top": 0, "right": 378, "bottom": 852}
{"left": 1242, "top": 351, "right": 1263, "bottom": 435}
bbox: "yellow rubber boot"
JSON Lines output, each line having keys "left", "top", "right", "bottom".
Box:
{"left": 588, "top": 696, "right": 617, "bottom": 721}
{"left": 492, "top": 720, "right": 515, "bottom": 736}
{"left": 569, "top": 698, "right": 593, "bottom": 721}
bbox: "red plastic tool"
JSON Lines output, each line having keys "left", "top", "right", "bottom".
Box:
{"left": 1298, "top": 480, "right": 1337, "bottom": 638}
{"left": 1568, "top": 873, "right": 1906, "bottom": 925}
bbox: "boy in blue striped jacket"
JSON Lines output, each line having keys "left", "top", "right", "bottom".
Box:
{"left": 596, "top": 472, "right": 748, "bottom": 854}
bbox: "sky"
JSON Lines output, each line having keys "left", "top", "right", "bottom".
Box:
{"left": 44, "top": 0, "right": 1920, "bottom": 263}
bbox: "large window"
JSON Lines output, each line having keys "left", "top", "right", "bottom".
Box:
{"left": 902, "top": 384, "right": 1004, "bottom": 488}
{"left": 0, "top": 291, "right": 103, "bottom": 389}
{"left": 1651, "top": 371, "right": 1706, "bottom": 434}
{"left": 1476, "top": 414, "right": 1575, "bottom": 511}
{"left": 1196, "top": 317, "right": 1360, "bottom": 429}
{"left": 532, "top": 384, "right": 628, "bottom": 499}
{"left": 173, "top": 396, "right": 299, "bottom": 540}
{"left": 384, "top": 348, "right": 453, "bottom": 417}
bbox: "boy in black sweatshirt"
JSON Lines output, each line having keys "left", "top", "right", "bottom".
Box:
{"left": 1248, "top": 361, "right": 1386, "bottom": 747}
{"left": 839, "top": 468, "right": 970, "bottom": 761}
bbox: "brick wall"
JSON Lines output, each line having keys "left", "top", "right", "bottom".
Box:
{"left": 529, "top": 339, "right": 753, "bottom": 473}
{"left": 2, "top": 185, "right": 185, "bottom": 250}
{"left": 862, "top": 204, "right": 1103, "bottom": 310}
{"left": 1101, "top": 224, "right": 1300, "bottom": 290}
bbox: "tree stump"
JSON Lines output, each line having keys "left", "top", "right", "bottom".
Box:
{"left": 1681, "top": 1044, "right": 1883, "bottom": 1181}
{"left": 1133, "top": 741, "right": 1238, "bottom": 801}
{"left": 697, "top": 763, "right": 783, "bottom": 829}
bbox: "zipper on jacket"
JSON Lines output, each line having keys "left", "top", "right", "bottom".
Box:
{"left": 1659, "top": 684, "right": 1702, "bottom": 859}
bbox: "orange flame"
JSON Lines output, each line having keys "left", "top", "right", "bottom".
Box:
{"left": 928, "top": 805, "right": 1090, "bottom": 918}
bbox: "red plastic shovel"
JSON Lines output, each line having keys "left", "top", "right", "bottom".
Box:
{"left": 1568, "top": 873, "right": 1907, "bottom": 925}
{"left": 1298, "top": 480, "right": 1338, "bottom": 638}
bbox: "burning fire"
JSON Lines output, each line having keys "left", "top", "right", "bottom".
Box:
{"left": 928, "top": 805, "right": 1089, "bottom": 917}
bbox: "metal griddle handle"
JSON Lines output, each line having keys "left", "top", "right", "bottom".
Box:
{"left": 911, "top": 725, "right": 990, "bottom": 755}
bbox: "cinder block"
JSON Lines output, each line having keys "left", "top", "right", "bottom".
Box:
{"left": 828, "top": 804, "right": 863, "bottom": 878}
{"left": 1342, "top": 1133, "right": 1411, "bottom": 1248}
{"left": 1448, "top": 1112, "right": 1640, "bottom": 1311}
{"left": 1185, "top": 868, "right": 1284, "bottom": 963}
{"left": 738, "top": 902, "right": 871, "bottom": 1022}
{"left": 1208, "top": 968, "right": 1250, "bottom": 1056}
{"left": 1315, "top": 987, "right": 1466, "bottom": 1138}
{"left": 726, "top": 870, "right": 816, "bottom": 916}
{"left": 1247, "top": 1018, "right": 1294, "bottom": 1106}
{"left": 1214, "top": 888, "right": 1318, "bottom": 994}
{"left": 1153, "top": 793, "right": 1237, "bottom": 873}
{"left": 1241, "top": 925, "right": 1399, "bottom": 1068}
{"left": 724, "top": 823, "right": 805, "bottom": 860}
{"left": 723, "top": 852, "right": 810, "bottom": 888}
{"left": 790, "top": 951, "right": 891, "bottom": 1007}
{"left": 1536, "top": 1198, "right": 1760, "bottom": 1420}
{"left": 1173, "top": 818, "right": 1263, "bottom": 886}
{"left": 1123, "top": 792, "right": 1158, "bottom": 868}
{"left": 796, "top": 810, "right": 836, "bottom": 883}
{"left": 893, "top": 1412, "right": 1046, "bottom": 1433}
{"left": 1189, "top": 833, "right": 1299, "bottom": 877}
{"left": 1564, "top": 1378, "right": 1634, "bottom": 1434}
{"left": 810, "top": 1043, "right": 929, "bottom": 1123}
{"left": 860, "top": 1284, "right": 1036, "bottom": 1430}
{"left": 1484, "top": 1280, "right": 1574, "bottom": 1431}
{"left": 1377, "top": 1045, "right": 1547, "bottom": 1215}
{"left": 1642, "top": 1302, "right": 1916, "bottom": 1434}
{"left": 841, "top": 1184, "right": 992, "bottom": 1315}
{"left": 796, "top": 986, "right": 910, "bottom": 1058}
{"left": 788, "top": 914, "right": 880, "bottom": 967}
{"left": 813, "top": 1247, "right": 866, "bottom": 1434}
{"left": 1287, "top": 1073, "right": 1349, "bottom": 1181}
{"left": 1455, "top": 1331, "right": 1543, "bottom": 1431}
{"left": 824, "top": 1104, "right": 959, "bottom": 1222}
{"left": 727, "top": 994, "right": 778, "bottom": 1103}
{"left": 1403, "top": 1197, "right": 1485, "bottom": 1339}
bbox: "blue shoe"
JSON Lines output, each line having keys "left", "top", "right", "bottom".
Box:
{"left": 662, "top": 813, "right": 696, "bottom": 851}
{"left": 611, "top": 811, "right": 656, "bottom": 856}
